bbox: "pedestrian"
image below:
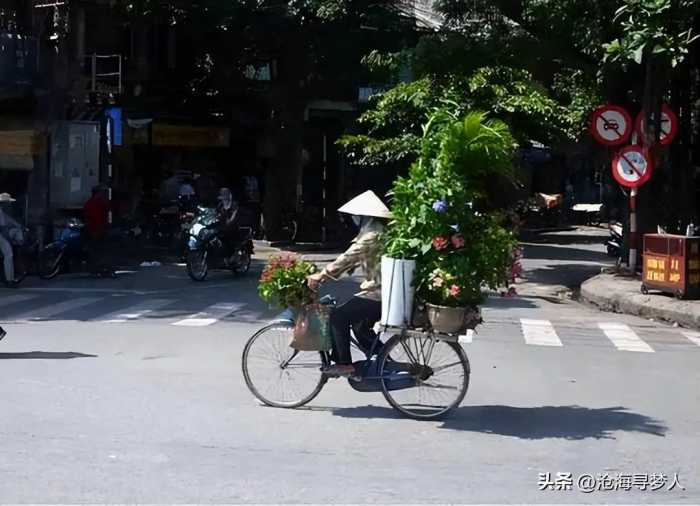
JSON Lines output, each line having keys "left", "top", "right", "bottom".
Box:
{"left": 159, "top": 170, "right": 180, "bottom": 204}
{"left": 195, "top": 171, "right": 217, "bottom": 206}
{"left": 0, "top": 192, "right": 23, "bottom": 287}
{"left": 83, "top": 185, "right": 112, "bottom": 276}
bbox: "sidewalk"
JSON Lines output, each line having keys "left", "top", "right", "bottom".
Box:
{"left": 581, "top": 273, "right": 700, "bottom": 330}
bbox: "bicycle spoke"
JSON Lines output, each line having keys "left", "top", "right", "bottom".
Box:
{"left": 243, "top": 325, "right": 325, "bottom": 408}
{"left": 382, "top": 336, "right": 469, "bottom": 419}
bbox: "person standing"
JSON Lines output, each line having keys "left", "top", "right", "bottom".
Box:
{"left": 83, "top": 185, "right": 112, "bottom": 276}
{"left": 0, "top": 192, "right": 22, "bottom": 287}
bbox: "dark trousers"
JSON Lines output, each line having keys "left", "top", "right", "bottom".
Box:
{"left": 329, "top": 296, "right": 381, "bottom": 365}
{"left": 87, "top": 235, "right": 111, "bottom": 274}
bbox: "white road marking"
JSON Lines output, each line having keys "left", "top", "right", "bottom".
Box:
{"left": 458, "top": 329, "right": 474, "bottom": 344}
{"left": 10, "top": 297, "right": 103, "bottom": 321}
{"left": 172, "top": 302, "right": 243, "bottom": 327}
{"left": 101, "top": 299, "right": 173, "bottom": 323}
{"left": 520, "top": 319, "right": 562, "bottom": 347}
{"left": 0, "top": 294, "right": 38, "bottom": 307}
{"left": 598, "top": 322, "right": 654, "bottom": 353}
{"left": 681, "top": 331, "right": 700, "bottom": 347}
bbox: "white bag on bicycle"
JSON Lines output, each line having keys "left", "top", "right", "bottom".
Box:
{"left": 380, "top": 256, "right": 415, "bottom": 327}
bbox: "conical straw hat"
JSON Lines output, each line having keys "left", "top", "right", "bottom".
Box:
{"left": 337, "top": 190, "right": 392, "bottom": 219}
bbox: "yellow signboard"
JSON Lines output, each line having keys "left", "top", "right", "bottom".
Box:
{"left": 645, "top": 255, "right": 668, "bottom": 283}
{"left": 151, "top": 124, "right": 230, "bottom": 148}
{"left": 0, "top": 130, "right": 43, "bottom": 156}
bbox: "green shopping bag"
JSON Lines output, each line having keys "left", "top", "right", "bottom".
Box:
{"left": 290, "top": 304, "right": 333, "bottom": 351}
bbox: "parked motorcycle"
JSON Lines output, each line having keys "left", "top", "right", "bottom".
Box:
{"left": 606, "top": 221, "right": 623, "bottom": 259}
{"left": 38, "top": 218, "right": 91, "bottom": 279}
{"left": 185, "top": 207, "right": 254, "bottom": 281}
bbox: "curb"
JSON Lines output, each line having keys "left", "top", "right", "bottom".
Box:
{"left": 580, "top": 273, "right": 700, "bottom": 330}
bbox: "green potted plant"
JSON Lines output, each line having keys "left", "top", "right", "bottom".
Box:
{"left": 384, "top": 110, "right": 517, "bottom": 333}
{"left": 258, "top": 254, "right": 317, "bottom": 309}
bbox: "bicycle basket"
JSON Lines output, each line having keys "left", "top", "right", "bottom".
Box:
{"left": 290, "top": 304, "right": 333, "bottom": 351}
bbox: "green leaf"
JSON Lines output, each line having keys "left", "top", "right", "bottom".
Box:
{"left": 633, "top": 44, "right": 646, "bottom": 64}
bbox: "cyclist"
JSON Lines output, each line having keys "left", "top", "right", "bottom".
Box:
{"left": 306, "top": 190, "right": 392, "bottom": 377}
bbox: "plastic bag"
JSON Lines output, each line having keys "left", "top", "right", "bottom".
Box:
{"left": 290, "top": 304, "right": 333, "bottom": 351}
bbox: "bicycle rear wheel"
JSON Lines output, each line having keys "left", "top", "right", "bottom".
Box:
{"left": 242, "top": 323, "right": 328, "bottom": 408}
{"left": 379, "top": 333, "right": 470, "bottom": 420}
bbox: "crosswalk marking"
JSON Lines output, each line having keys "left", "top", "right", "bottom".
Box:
{"left": 10, "top": 297, "right": 103, "bottom": 321}
{"left": 598, "top": 322, "right": 654, "bottom": 353}
{"left": 520, "top": 319, "right": 562, "bottom": 347}
{"left": 101, "top": 299, "right": 173, "bottom": 323}
{"left": 0, "top": 294, "right": 37, "bottom": 308}
{"left": 682, "top": 331, "right": 700, "bottom": 347}
{"left": 172, "top": 302, "right": 243, "bottom": 327}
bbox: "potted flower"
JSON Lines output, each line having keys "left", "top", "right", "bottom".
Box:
{"left": 258, "top": 254, "right": 317, "bottom": 309}
{"left": 384, "top": 110, "right": 517, "bottom": 332}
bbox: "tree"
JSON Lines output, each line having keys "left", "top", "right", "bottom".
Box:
{"left": 117, "top": 0, "right": 416, "bottom": 237}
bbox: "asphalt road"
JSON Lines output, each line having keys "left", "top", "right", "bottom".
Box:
{"left": 1, "top": 229, "right": 698, "bottom": 503}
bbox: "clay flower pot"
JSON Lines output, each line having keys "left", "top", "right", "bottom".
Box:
{"left": 426, "top": 303, "right": 468, "bottom": 333}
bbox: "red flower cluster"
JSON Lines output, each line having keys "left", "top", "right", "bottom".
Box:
{"left": 432, "top": 233, "right": 466, "bottom": 252}
{"left": 451, "top": 233, "right": 465, "bottom": 249}
{"left": 432, "top": 236, "right": 450, "bottom": 251}
{"left": 260, "top": 254, "right": 299, "bottom": 283}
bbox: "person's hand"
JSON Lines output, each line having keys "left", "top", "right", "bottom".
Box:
{"left": 307, "top": 272, "right": 325, "bottom": 292}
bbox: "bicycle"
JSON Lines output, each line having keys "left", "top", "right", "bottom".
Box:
{"left": 242, "top": 296, "right": 471, "bottom": 420}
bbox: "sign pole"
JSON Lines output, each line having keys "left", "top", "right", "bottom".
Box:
{"left": 629, "top": 187, "right": 638, "bottom": 272}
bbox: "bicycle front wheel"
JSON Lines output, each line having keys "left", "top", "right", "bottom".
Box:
{"left": 379, "top": 333, "right": 470, "bottom": 420}
{"left": 242, "top": 323, "right": 328, "bottom": 408}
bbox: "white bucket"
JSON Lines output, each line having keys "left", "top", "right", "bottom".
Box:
{"left": 380, "top": 256, "right": 416, "bottom": 327}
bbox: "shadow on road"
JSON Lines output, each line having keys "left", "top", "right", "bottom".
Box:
{"left": 0, "top": 351, "right": 97, "bottom": 360}
{"left": 522, "top": 232, "right": 608, "bottom": 245}
{"left": 522, "top": 244, "right": 610, "bottom": 263}
{"left": 330, "top": 404, "right": 667, "bottom": 440}
{"left": 522, "top": 263, "right": 605, "bottom": 289}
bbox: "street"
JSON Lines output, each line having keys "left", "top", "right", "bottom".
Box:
{"left": 1, "top": 230, "right": 699, "bottom": 503}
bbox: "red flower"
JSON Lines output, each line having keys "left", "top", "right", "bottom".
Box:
{"left": 432, "top": 236, "right": 450, "bottom": 251}
{"left": 451, "top": 233, "right": 465, "bottom": 249}
{"left": 449, "top": 284, "right": 461, "bottom": 296}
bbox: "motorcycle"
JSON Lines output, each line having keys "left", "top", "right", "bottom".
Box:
{"left": 185, "top": 207, "right": 254, "bottom": 281}
{"left": 606, "top": 221, "right": 623, "bottom": 259}
{"left": 38, "top": 218, "right": 103, "bottom": 279}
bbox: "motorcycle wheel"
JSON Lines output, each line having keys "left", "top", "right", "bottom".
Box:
{"left": 186, "top": 249, "right": 208, "bottom": 281}
{"left": 233, "top": 249, "right": 251, "bottom": 275}
{"left": 39, "top": 247, "right": 64, "bottom": 280}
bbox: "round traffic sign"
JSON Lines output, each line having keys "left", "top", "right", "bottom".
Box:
{"left": 635, "top": 104, "right": 678, "bottom": 146}
{"left": 612, "top": 146, "right": 653, "bottom": 188}
{"left": 590, "top": 105, "right": 633, "bottom": 146}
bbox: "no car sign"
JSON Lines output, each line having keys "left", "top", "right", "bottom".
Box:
{"left": 590, "top": 105, "right": 633, "bottom": 146}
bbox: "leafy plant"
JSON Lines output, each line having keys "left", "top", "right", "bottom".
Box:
{"left": 258, "top": 254, "right": 318, "bottom": 309}
{"left": 604, "top": 0, "right": 700, "bottom": 68}
{"left": 384, "top": 111, "right": 518, "bottom": 307}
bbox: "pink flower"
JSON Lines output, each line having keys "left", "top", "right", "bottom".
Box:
{"left": 432, "top": 236, "right": 449, "bottom": 251}
{"left": 449, "top": 285, "right": 461, "bottom": 296}
{"left": 451, "top": 233, "right": 465, "bottom": 249}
